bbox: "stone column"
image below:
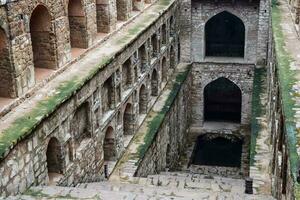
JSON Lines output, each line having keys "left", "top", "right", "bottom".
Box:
{"left": 96, "top": 0, "right": 117, "bottom": 33}
{"left": 116, "top": 0, "right": 131, "bottom": 21}
{"left": 256, "top": 0, "right": 271, "bottom": 65}
{"left": 179, "top": 0, "right": 192, "bottom": 63}
{"left": 132, "top": 0, "right": 145, "bottom": 11}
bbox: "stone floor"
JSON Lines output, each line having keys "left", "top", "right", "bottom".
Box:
{"left": 6, "top": 172, "right": 275, "bottom": 200}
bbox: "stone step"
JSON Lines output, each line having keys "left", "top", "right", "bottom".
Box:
{"left": 7, "top": 184, "right": 276, "bottom": 200}
{"left": 6, "top": 172, "right": 276, "bottom": 200}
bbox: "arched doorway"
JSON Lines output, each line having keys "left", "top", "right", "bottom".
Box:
{"left": 71, "top": 102, "right": 91, "bottom": 147}
{"left": 123, "top": 103, "right": 134, "bottom": 135}
{"left": 204, "top": 77, "right": 242, "bottom": 123}
{"left": 205, "top": 11, "right": 245, "bottom": 57}
{"left": 122, "top": 58, "right": 132, "bottom": 90}
{"left": 139, "top": 84, "right": 148, "bottom": 114}
{"left": 30, "top": 5, "right": 56, "bottom": 81}
{"left": 192, "top": 135, "right": 243, "bottom": 168}
{"left": 68, "top": 0, "right": 87, "bottom": 49}
{"left": 162, "top": 24, "right": 167, "bottom": 45}
{"left": 151, "top": 69, "right": 158, "bottom": 97}
{"left": 46, "top": 137, "right": 64, "bottom": 185}
{"left": 138, "top": 44, "right": 147, "bottom": 73}
{"left": 0, "top": 28, "right": 14, "bottom": 98}
{"left": 151, "top": 34, "right": 158, "bottom": 58}
{"left": 104, "top": 127, "right": 116, "bottom": 161}
{"left": 161, "top": 57, "right": 168, "bottom": 82}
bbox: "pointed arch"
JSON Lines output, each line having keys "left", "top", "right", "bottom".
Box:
{"left": 30, "top": 5, "right": 57, "bottom": 70}
{"left": 204, "top": 77, "right": 242, "bottom": 122}
{"left": 46, "top": 137, "right": 64, "bottom": 185}
{"left": 205, "top": 11, "right": 245, "bottom": 57}
{"left": 139, "top": 84, "right": 148, "bottom": 114}
{"left": 104, "top": 126, "right": 116, "bottom": 161}
{"left": 123, "top": 103, "right": 135, "bottom": 135}
{"left": 161, "top": 56, "right": 168, "bottom": 82}
{"left": 151, "top": 69, "right": 158, "bottom": 96}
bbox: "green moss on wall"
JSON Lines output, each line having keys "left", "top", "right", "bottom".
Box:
{"left": 273, "top": 5, "right": 300, "bottom": 182}
{"left": 250, "top": 67, "right": 266, "bottom": 166}
{"left": 135, "top": 66, "right": 191, "bottom": 164}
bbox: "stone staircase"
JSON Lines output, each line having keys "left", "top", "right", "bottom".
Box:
{"left": 7, "top": 172, "right": 275, "bottom": 200}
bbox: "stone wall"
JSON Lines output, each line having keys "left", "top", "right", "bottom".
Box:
{"left": 266, "top": 42, "right": 296, "bottom": 200}
{"left": 0, "top": 0, "right": 179, "bottom": 197}
{"left": 135, "top": 70, "right": 191, "bottom": 176}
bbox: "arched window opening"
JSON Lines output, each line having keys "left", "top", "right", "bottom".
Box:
{"left": 122, "top": 58, "right": 132, "bottom": 90}
{"left": 67, "top": 140, "right": 74, "bottom": 163}
{"left": 68, "top": 0, "right": 88, "bottom": 49}
{"left": 151, "top": 34, "right": 158, "bottom": 58}
{"left": 71, "top": 102, "right": 91, "bottom": 147}
{"left": 0, "top": 28, "right": 14, "bottom": 98}
{"left": 204, "top": 77, "right": 242, "bottom": 123}
{"left": 170, "top": 46, "right": 176, "bottom": 69}
{"left": 47, "top": 137, "right": 64, "bottom": 185}
{"left": 192, "top": 135, "right": 243, "bottom": 168}
{"left": 151, "top": 69, "right": 158, "bottom": 97}
{"left": 139, "top": 85, "right": 148, "bottom": 114}
{"left": 205, "top": 11, "right": 245, "bottom": 57}
{"left": 162, "top": 24, "right": 167, "bottom": 45}
{"left": 138, "top": 44, "right": 147, "bottom": 73}
{"left": 161, "top": 57, "right": 168, "bottom": 82}
{"left": 30, "top": 5, "right": 56, "bottom": 81}
{"left": 123, "top": 103, "right": 135, "bottom": 135}
{"left": 102, "top": 76, "right": 114, "bottom": 114}
{"left": 104, "top": 127, "right": 116, "bottom": 161}
{"left": 170, "top": 16, "right": 175, "bottom": 37}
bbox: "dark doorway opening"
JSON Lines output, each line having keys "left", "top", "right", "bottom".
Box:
{"left": 205, "top": 11, "right": 245, "bottom": 57}
{"left": 46, "top": 137, "right": 64, "bottom": 185}
{"left": 192, "top": 135, "right": 243, "bottom": 167}
{"left": 204, "top": 77, "right": 242, "bottom": 123}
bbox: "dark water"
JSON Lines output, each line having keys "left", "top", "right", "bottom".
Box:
{"left": 192, "top": 136, "right": 242, "bottom": 168}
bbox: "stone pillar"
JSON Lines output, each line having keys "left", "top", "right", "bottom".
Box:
{"left": 96, "top": 0, "right": 117, "bottom": 33}
{"left": 53, "top": 16, "right": 72, "bottom": 68}
{"left": 132, "top": 0, "right": 144, "bottom": 11}
{"left": 256, "top": 0, "right": 271, "bottom": 65}
{"left": 116, "top": 0, "right": 131, "bottom": 21}
{"left": 9, "top": 15, "right": 35, "bottom": 97}
{"left": 84, "top": 0, "right": 97, "bottom": 47}
{"left": 179, "top": 0, "right": 192, "bottom": 63}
